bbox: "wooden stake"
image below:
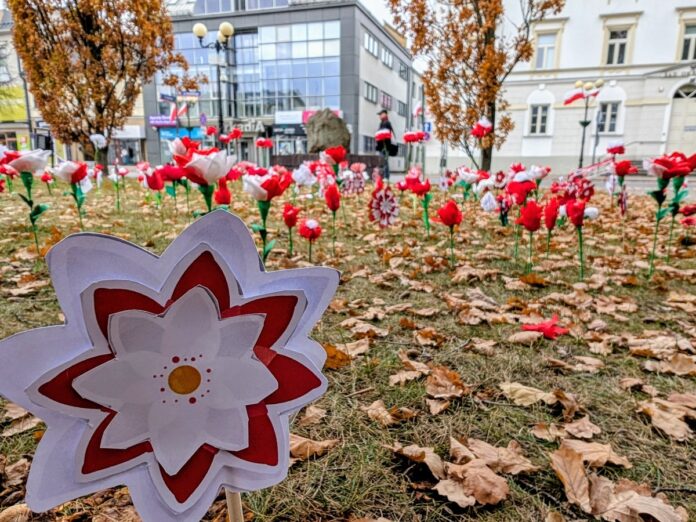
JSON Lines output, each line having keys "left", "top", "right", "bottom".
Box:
{"left": 226, "top": 489, "right": 243, "bottom": 522}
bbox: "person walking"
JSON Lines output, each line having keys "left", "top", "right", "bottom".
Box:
{"left": 376, "top": 109, "right": 396, "bottom": 181}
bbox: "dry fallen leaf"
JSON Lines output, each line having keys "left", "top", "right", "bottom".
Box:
{"left": 564, "top": 416, "right": 601, "bottom": 440}
{"left": 550, "top": 446, "right": 592, "bottom": 513}
{"left": 322, "top": 343, "right": 352, "bottom": 370}
{"left": 2, "top": 415, "right": 42, "bottom": 438}
{"left": 297, "top": 405, "right": 327, "bottom": 427}
{"left": 386, "top": 441, "right": 446, "bottom": 479}
{"left": 637, "top": 399, "right": 694, "bottom": 441}
{"left": 426, "top": 366, "right": 470, "bottom": 399}
{"left": 499, "top": 382, "right": 557, "bottom": 407}
{"left": 466, "top": 438, "right": 539, "bottom": 475}
{"left": 360, "top": 400, "right": 417, "bottom": 427}
{"left": 289, "top": 434, "right": 339, "bottom": 460}
{"left": 0, "top": 504, "right": 31, "bottom": 522}
{"left": 560, "top": 440, "right": 631, "bottom": 469}
{"left": 507, "top": 330, "right": 543, "bottom": 345}
{"left": 531, "top": 422, "right": 567, "bottom": 442}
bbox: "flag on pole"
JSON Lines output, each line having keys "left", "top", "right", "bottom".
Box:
{"left": 168, "top": 103, "right": 177, "bottom": 122}
{"left": 563, "top": 88, "right": 599, "bottom": 106}
{"left": 176, "top": 103, "right": 188, "bottom": 118}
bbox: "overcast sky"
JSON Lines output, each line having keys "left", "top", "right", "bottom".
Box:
{"left": 360, "top": 0, "right": 393, "bottom": 25}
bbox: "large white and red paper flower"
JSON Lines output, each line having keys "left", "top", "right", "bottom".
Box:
{"left": 0, "top": 211, "right": 338, "bottom": 522}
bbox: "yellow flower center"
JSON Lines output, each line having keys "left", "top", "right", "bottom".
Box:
{"left": 167, "top": 365, "right": 201, "bottom": 395}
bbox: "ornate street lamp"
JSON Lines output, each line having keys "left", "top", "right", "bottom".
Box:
{"left": 577, "top": 78, "right": 604, "bottom": 168}
{"left": 193, "top": 22, "right": 235, "bottom": 143}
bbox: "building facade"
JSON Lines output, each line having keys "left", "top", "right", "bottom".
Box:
{"left": 146, "top": 0, "right": 419, "bottom": 169}
{"left": 422, "top": 0, "right": 696, "bottom": 175}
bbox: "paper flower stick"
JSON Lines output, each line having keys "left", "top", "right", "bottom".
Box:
{"left": 324, "top": 183, "right": 340, "bottom": 255}
{"left": 544, "top": 197, "right": 560, "bottom": 258}
{"left": 515, "top": 200, "right": 542, "bottom": 273}
{"left": 283, "top": 203, "right": 300, "bottom": 257}
{"left": 299, "top": 218, "right": 322, "bottom": 262}
{"left": 54, "top": 161, "right": 89, "bottom": 230}
{"left": 0, "top": 211, "right": 338, "bottom": 522}
{"left": 436, "top": 200, "right": 462, "bottom": 266}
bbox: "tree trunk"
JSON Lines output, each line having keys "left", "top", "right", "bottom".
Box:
{"left": 480, "top": 101, "right": 496, "bottom": 172}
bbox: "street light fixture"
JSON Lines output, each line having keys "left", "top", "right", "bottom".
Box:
{"left": 193, "top": 22, "right": 235, "bottom": 145}
{"left": 577, "top": 78, "right": 604, "bottom": 169}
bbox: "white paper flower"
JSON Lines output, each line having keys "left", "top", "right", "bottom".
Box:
{"left": 8, "top": 149, "right": 51, "bottom": 173}
{"left": 0, "top": 211, "right": 338, "bottom": 522}
{"left": 242, "top": 173, "right": 269, "bottom": 200}
{"left": 292, "top": 163, "right": 316, "bottom": 187}
{"left": 480, "top": 191, "right": 498, "bottom": 213}
{"left": 584, "top": 207, "right": 600, "bottom": 220}
{"left": 185, "top": 151, "right": 233, "bottom": 185}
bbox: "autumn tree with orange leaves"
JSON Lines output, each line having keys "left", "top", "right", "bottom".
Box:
{"left": 389, "top": 0, "right": 565, "bottom": 170}
{"left": 8, "top": 0, "right": 190, "bottom": 162}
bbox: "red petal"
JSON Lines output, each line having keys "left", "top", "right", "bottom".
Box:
{"left": 264, "top": 353, "right": 321, "bottom": 405}
{"left": 38, "top": 354, "right": 114, "bottom": 409}
{"left": 94, "top": 289, "right": 163, "bottom": 342}
{"left": 170, "top": 251, "right": 230, "bottom": 310}
{"left": 160, "top": 445, "right": 219, "bottom": 504}
{"left": 231, "top": 404, "right": 277, "bottom": 466}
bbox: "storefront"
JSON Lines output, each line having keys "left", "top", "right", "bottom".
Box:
{"left": 109, "top": 125, "right": 146, "bottom": 165}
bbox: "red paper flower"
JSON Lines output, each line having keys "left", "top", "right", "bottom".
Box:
{"left": 205, "top": 126, "right": 218, "bottom": 136}
{"left": 437, "top": 200, "right": 462, "bottom": 228}
{"left": 680, "top": 204, "right": 696, "bottom": 217}
{"left": 506, "top": 180, "right": 536, "bottom": 205}
{"left": 229, "top": 128, "right": 243, "bottom": 140}
{"left": 403, "top": 131, "right": 426, "bottom": 143}
{"left": 2, "top": 212, "right": 338, "bottom": 520}
{"left": 471, "top": 117, "right": 493, "bottom": 139}
{"left": 255, "top": 138, "right": 273, "bottom": 149}
{"left": 681, "top": 216, "right": 696, "bottom": 227}
{"left": 40, "top": 171, "right": 53, "bottom": 184}
{"left": 544, "top": 198, "right": 561, "bottom": 231}
{"left": 299, "top": 219, "right": 322, "bottom": 242}
{"left": 522, "top": 315, "right": 569, "bottom": 340}
{"left": 614, "top": 160, "right": 638, "bottom": 177}
{"left": 515, "top": 200, "right": 543, "bottom": 232}
{"left": 324, "top": 183, "right": 341, "bottom": 212}
{"left": 409, "top": 178, "right": 431, "bottom": 197}
{"left": 375, "top": 129, "right": 391, "bottom": 142}
{"left": 145, "top": 170, "right": 165, "bottom": 191}
{"left": 156, "top": 165, "right": 187, "bottom": 182}
{"left": 607, "top": 143, "right": 625, "bottom": 155}
{"left": 213, "top": 179, "right": 231, "bottom": 205}
{"left": 566, "top": 199, "right": 586, "bottom": 228}
{"left": 283, "top": 203, "right": 300, "bottom": 228}
{"left": 324, "top": 146, "right": 346, "bottom": 165}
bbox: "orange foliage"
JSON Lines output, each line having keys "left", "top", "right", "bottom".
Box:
{"left": 389, "top": 0, "right": 564, "bottom": 169}
{"left": 8, "top": 0, "right": 188, "bottom": 149}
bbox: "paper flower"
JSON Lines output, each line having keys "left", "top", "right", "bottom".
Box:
{"left": 471, "top": 116, "right": 493, "bottom": 139}
{"left": 298, "top": 218, "right": 322, "bottom": 262}
{"left": 516, "top": 200, "right": 543, "bottom": 233}
{"left": 436, "top": 200, "right": 462, "bottom": 266}
{"left": 522, "top": 315, "right": 569, "bottom": 340}
{"left": 322, "top": 146, "right": 347, "bottom": 165}
{"left": 0, "top": 211, "right": 338, "bottom": 521}
{"left": 5, "top": 149, "right": 52, "bottom": 174}
{"left": 213, "top": 179, "right": 231, "bottom": 206}
{"left": 369, "top": 185, "right": 399, "bottom": 228}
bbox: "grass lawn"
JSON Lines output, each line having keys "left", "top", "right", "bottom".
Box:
{"left": 0, "top": 179, "right": 694, "bottom": 521}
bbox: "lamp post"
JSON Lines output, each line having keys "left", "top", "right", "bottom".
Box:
{"left": 576, "top": 78, "right": 604, "bottom": 169}
{"left": 193, "top": 21, "right": 234, "bottom": 145}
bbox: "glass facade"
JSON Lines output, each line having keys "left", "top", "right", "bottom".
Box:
{"left": 251, "top": 20, "right": 341, "bottom": 117}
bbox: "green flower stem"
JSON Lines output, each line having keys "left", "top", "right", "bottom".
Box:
{"left": 666, "top": 214, "right": 676, "bottom": 262}
{"left": 115, "top": 182, "right": 121, "bottom": 212}
{"left": 70, "top": 183, "right": 85, "bottom": 231}
{"left": 648, "top": 208, "right": 662, "bottom": 279}
{"left": 513, "top": 225, "right": 520, "bottom": 260}
{"left": 308, "top": 239, "right": 313, "bottom": 263}
{"left": 331, "top": 211, "right": 336, "bottom": 256}
{"left": 199, "top": 184, "right": 214, "bottom": 214}
{"left": 449, "top": 227, "right": 455, "bottom": 267}
{"left": 577, "top": 226, "right": 585, "bottom": 281}
{"left": 45, "top": 182, "right": 52, "bottom": 196}
{"left": 30, "top": 222, "right": 40, "bottom": 256}
{"left": 6, "top": 176, "right": 12, "bottom": 193}
{"left": 526, "top": 230, "right": 534, "bottom": 274}
{"left": 288, "top": 227, "right": 294, "bottom": 257}
{"left": 545, "top": 229, "right": 552, "bottom": 259}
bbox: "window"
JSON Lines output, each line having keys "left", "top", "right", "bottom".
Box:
{"left": 381, "top": 47, "right": 394, "bottom": 68}
{"left": 597, "top": 102, "right": 620, "bottom": 133}
{"left": 682, "top": 24, "right": 696, "bottom": 61}
{"left": 380, "top": 91, "right": 393, "bottom": 110}
{"left": 0, "top": 64, "right": 9, "bottom": 83}
{"left": 535, "top": 33, "right": 556, "bottom": 70}
{"left": 364, "top": 82, "right": 378, "bottom": 103}
{"left": 397, "top": 100, "right": 407, "bottom": 117}
{"left": 364, "top": 31, "right": 379, "bottom": 57}
{"left": 363, "top": 135, "right": 376, "bottom": 153}
{"left": 236, "top": 0, "right": 288, "bottom": 9}
{"left": 529, "top": 104, "right": 549, "bottom": 135}
{"left": 399, "top": 61, "right": 409, "bottom": 80}
{"left": 606, "top": 29, "right": 628, "bottom": 65}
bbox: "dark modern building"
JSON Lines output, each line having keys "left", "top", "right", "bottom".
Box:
{"left": 144, "top": 0, "right": 423, "bottom": 170}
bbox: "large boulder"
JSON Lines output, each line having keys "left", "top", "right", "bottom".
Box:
{"left": 306, "top": 109, "right": 351, "bottom": 153}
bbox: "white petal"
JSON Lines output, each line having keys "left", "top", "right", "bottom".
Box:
{"left": 109, "top": 312, "right": 166, "bottom": 356}
{"left": 203, "top": 407, "right": 248, "bottom": 451}
{"left": 101, "top": 402, "right": 152, "bottom": 449}
{"left": 207, "top": 357, "right": 277, "bottom": 409}
{"left": 148, "top": 402, "right": 207, "bottom": 475}
{"left": 161, "top": 287, "right": 222, "bottom": 359}
{"left": 73, "top": 356, "right": 162, "bottom": 409}
{"left": 218, "top": 315, "right": 265, "bottom": 358}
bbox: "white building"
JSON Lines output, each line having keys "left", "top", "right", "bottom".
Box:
{"left": 422, "top": 0, "right": 696, "bottom": 174}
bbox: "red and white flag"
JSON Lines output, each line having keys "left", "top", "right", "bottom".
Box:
{"left": 563, "top": 88, "right": 599, "bottom": 106}
{"left": 176, "top": 103, "right": 188, "bottom": 118}
{"left": 168, "top": 103, "right": 177, "bottom": 122}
